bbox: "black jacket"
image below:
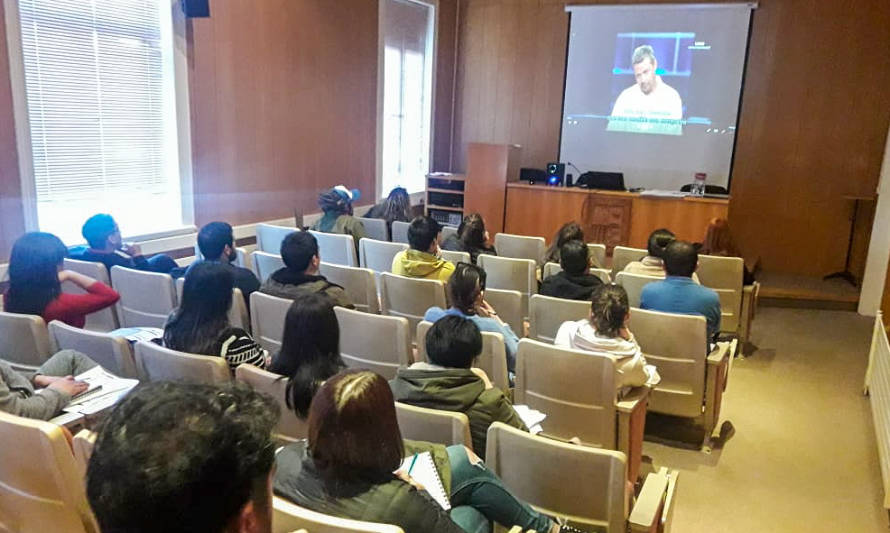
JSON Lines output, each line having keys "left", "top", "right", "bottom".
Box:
{"left": 440, "top": 235, "right": 496, "bottom": 265}
{"left": 540, "top": 271, "right": 603, "bottom": 301}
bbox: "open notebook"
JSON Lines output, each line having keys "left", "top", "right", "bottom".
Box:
{"left": 398, "top": 452, "right": 450, "bottom": 510}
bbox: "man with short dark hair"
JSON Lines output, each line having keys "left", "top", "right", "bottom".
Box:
{"left": 640, "top": 240, "right": 721, "bottom": 340}
{"left": 188, "top": 221, "right": 260, "bottom": 303}
{"left": 391, "top": 216, "right": 455, "bottom": 282}
{"left": 86, "top": 382, "right": 279, "bottom": 533}
{"left": 69, "top": 213, "right": 178, "bottom": 273}
{"left": 259, "top": 231, "right": 353, "bottom": 308}
{"left": 540, "top": 240, "right": 603, "bottom": 300}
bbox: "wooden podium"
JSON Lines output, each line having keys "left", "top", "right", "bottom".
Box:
{"left": 463, "top": 143, "right": 522, "bottom": 235}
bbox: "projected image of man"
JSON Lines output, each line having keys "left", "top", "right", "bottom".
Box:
{"left": 608, "top": 45, "right": 683, "bottom": 135}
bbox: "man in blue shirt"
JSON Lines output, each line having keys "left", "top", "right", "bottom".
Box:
{"left": 640, "top": 240, "right": 721, "bottom": 341}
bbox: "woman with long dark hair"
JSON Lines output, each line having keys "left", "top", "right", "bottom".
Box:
{"left": 4, "top": 232, "right": 118, "bottom": 328}
{"left": 366, "top": 186, "right": 412, "bottom": 237}
{"left": 163, "top": 262, "right": 266, "bottom": 371}
{"left": 543, "top": 221, "right": 586, "bottom": 265}
{"left": 441, "top": 213, "right": 496, "bottom": 264}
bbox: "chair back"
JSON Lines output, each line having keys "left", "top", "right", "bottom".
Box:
{"left": 697, "top": 254, "right": 744, "bottom": 334}
{"left": 0, "top": 312, "right": 52, "bottom": 367}
{"left": 611, "top": 246, "right": 647, "bottom": 278}
{"left": 235, "top": 364, "right": 308, "bottom": 442}
{"left": 627, "top": 307, "right": 708, "bottom": 418}
{"left": 134, "top": 340, "right": 231, "bottom": 384}
{"left": 514, "top": 339, "right": 617, "bottom": 447}
{"left": 415, "top": 320, "right": 509, "bottom": 392}
{"left": 483, "top": 288, "right": 523, "bottom": 337}
{"left": 256, "top": 223, "right": 298, "bottom": 253}
{"left": 395, "top": 402, "right": 473, "bottom": 448}
{"left": 359, "top": 238, "right": 408, "bottom": 274}
{"left": 250, "top": 292, "right": 293, "bottom": 353}
{"left": 440, "top": 249, "right": 470, "bottom": 265}
{"left": 391, "top": 221, "right": 410, "bottom": 244}
{"left": 542, "top": 262, "right": 611, "bottom": 284}
{"left": 319, "top": 263, "right": 379, "bottom": 314}
{"left": 273, "top": 497, "right": 404, "bottom": 533}
{"left": 379, "top": 273, "right": 446, "bottom": 333}
{"left": 48, "top": 320, "right": 138, "bottom": 378}
{"left": 72, "top": 429, "right": 96, "bottom": 477}
{"left": 494, "top": 233, "right": 545, "bottom": 264}
{"left": 614, "top": 271, "right": 661, "bottom": 308}
{"left": 309, "top": 231, "right": 359, "bottom": 267}
{"left": 0, "top": 411, "right": 99, "bottom": 533}
{"left": 477, "top": 255, "right": 536, "bottom": 318}
{"left": 528, "top": 294, "right": 589, "bottom": 344}
{"left": 356, "top": 217, "right": 389, "bottom": 242}
{"left": 62, "top": 258, "right": 119, "bottom": 331}
{"left": 441, "top": 225, "right": 459, "bottom": 241}
{"left": 175, "top": 278, "right": 249, "bottom": 330}
{"left": 110, "top": 266, "right": 177, "bottom": 328}
{"left": 251, "top": 251, "right": 286, "bottom": 283}
{"left": 485, "top": 422, "right": 627, "bottom": 532}
{"left": 335, "top": 307, "right": 411, "bottom": 380}
{"left": 587, "top": 243, "right": 607, "bottom": 269}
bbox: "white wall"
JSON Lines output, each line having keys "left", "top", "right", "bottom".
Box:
{"left": 859, "top": 122, "right": 890, "bottom": 316}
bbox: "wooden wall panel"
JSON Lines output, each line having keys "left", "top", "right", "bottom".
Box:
{"left": 432, "top": 0, "right": 458, "bottom": 172}
{"left": 0, "top": 1, "right": 25, "bottom": 261}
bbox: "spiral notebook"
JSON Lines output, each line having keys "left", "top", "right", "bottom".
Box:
{"left": 398, "top": 452, "right": 451, "bottom": 510}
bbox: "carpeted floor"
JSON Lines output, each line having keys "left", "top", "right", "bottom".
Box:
{"left": 641, "top": 307, "right": 887, "bottom": 532}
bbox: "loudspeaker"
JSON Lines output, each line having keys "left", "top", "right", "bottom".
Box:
{"left": 182, "top": 0, "right": 210, "bottom": 17}
{"left": 546, "top": 162, "right": 565, "bottom": 187}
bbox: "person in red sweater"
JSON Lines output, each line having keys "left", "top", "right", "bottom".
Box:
{"left": 4, "top": 232, "right": 119, "bottom": 328}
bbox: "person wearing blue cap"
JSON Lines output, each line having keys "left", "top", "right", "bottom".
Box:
{"left": 309, "top": 185, "right": 367, "bottom": 252}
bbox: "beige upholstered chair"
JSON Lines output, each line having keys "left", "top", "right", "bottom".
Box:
{"left": 628, "top": 307, "right": 733, "bottom": 447}
{"left": 485, "top": 422, "right": 678, "bottom": 533}
{"left": 72, "top": 429, "right": 97, "bottom": 476}
{"left": 273, "top": 497, "right": 404, "bottom": 533}
{"left": 587, "top": 243, "right": 607, "bottom": 269}
{"left": 134, "top": 340, "right": 230, "bottom": 384}
{"left": 250, "top": 292, "right": 292, "bottom": 353}
{"left": 440, "top": 249, "right": 470, "bottom": 264}
{"left": 62, "top": 258, "right": 119, "bottom": 331}
{"left": 251, "top": 251, "right": 287, "bottom": 283}
{"left": 319, "top": 263, "right": 379, "bottom": 314}
{"left": 415, "top": 321, "right": 510, "bottom": 392}
{"left": 358, "top": 238, "right": 408, "bottom": 274}
{"left": 335, "top": 307, "right": 411, "bottom": 379}
{"left": 379, "top": 273, "right": 446, "bottom": 333}
{"left": 356, "top": 217, "right": 389, "bottom": 242}
{"left": 477, "top": 255, "right": 536, "bottom": 319}
{"left": 395, "top": 402, "right": 473, "bottom": 449}
{"left": 611, "top": 246, "right": 648, "bottom": 279}
{"left": 110, "top": 266, "right": 177, "bottom": 328}
{"left": 541, "top": 262, "right": 611, "bottom": 284}
{"left": 483, "top": 288, "right": 523, "bottom": 337}
{"left": 235, "top": 364, "right": 308, "bottom": 442}
{"left": 441, "top": 225, "right": 459, "bottom": 241}
{"left": 0, "top": 411, "right": 100, "bottom": 533}
{"left": 494, "top": 233, "right": 546, "bottom": 264}
{"left": 697, "top": 254, "right": 745, "bottom": 335}
{"left": 175, "top": 278, "right": 250, "bottom": 330}
{"left": 391, "top": 221, "right": 410, "bottom": 244}
{"left": 615, "top": 271, "right": 661, "bottom": 308}
{"left": 49, "top": 320, "right": 138, "bottom": 378}
{"left": 528, "top": 294, "right": 589, "bottom": 344}
{"left": 256, "top": 223, "right": 298, "bottom": 254}
{"left": 309, "top": 230, "right": 359, "bottom": 267}
{"left": 0, "top": 311, "right": 52, "bottom": 368}
{"left": 514, "top": 339, "right": 648, "bottom": 482}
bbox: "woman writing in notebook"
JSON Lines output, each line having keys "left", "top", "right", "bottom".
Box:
{"left": 274, "top": 369, "right": 580, "bottom": 533}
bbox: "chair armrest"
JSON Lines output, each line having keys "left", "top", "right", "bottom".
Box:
{"left": 628, "top": 467, "right": 678, "bottom": 532}
{"left": 707, "top": 341, "right": 731, "bottom": 366}
{"left": 506, "top": 527, "right": 522, "bottom": 533}
{"left": 616, "top": 386, "right": 650, "bottom": 414}
{"left": 617, "top": 387, "right": 649, "bottom": 483}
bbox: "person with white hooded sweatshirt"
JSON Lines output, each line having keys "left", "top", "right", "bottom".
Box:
{"left": 554, "top": 283, "right": 660, "bottom": 397}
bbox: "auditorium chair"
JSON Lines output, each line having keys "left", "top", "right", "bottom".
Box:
{"left": 541, "top": 262, "right": 611, "bottom": 284}
{"left": 416, "top": 320, "right": 510, "bottom": 392}
{"left": 134, "top": 340, "right": 231, "bottom": 384}
{"left": 175, "top": 278, "right": 250, "bottom": 330}
{"left": 72, "top": 429, "right": 97, "bottom": 476}
{"left": 493, "top": 233, "right": 546, "bottom": 264}
{"left": 611, "top": 246, "right": 647, "bottom": 279}
{"left": 250, "top": 250, "right": 286, "bottom": 283}
{"left": 440, "top": 249, "right": 470, "bottom": 264}
{"left": 485, "top": 423, "right": 678, "bottom": 533}
{"left": 309, "top": 230, "right": 359, "bottom": 267}
{"left": 319, "top": 262, "right": 379, "bottom": 314}
{"left": 0, "top": 311, "right": 52, "bottom": 369}
{"left": 614, "top": 271, "right": 661, "bottom": 308}
{"left": 514, "top": 339, "right": 648, "bottom": 482}
{"left": 235, "top": 364, "right": 308, "bottom": 442}
{"left": 273, "top": 497, "right": 404, "bottom": 533}
{"left": 250, "top": 291, "right": 292, "bottom": 352}
{"left": 528, "top": 294, "right": 590, "bottom": 343}
{"left": 358, "top": 238, "right": 408, "bottom": 275}
{"left": 110, "top": 266, "right": 177, "bottom": 328}
{"left": 477, "top": 255, "right": 537, "bottom": 319}
{"left": 0, "top": 411, "right": 100, "bottom": 533}
{"left": 628, "top": 308, "right": 734, "bottom": 449}
{"left": 391, "top": 221, "right": 410, "bottom": 244}
{"left": 395, "top": 402, "right": 473, "bottom": 449}
{"left": 356, "top": 216, "right": 389, "bottom": 242}
{"left": 587, "top": 243, "right": 607, "bottom": 269}
{"left": 334, "top": 307, "right": 412, "bottom": 379}
{"left": 696, "top": 254, "right": 745, "bottom": 336}
{"left": 256, "top": 223, "right": 298, "bottom": 253}
{"left": 483, "top": 288, "right": 524, "bottom": 337}
{"left": 441, "top": 225, "right": 459, "bottom": 242}
{"left": 739, "top": 281, "right": 761, "bottom": 353}
{"left": 62, "top": 258, "right": 119, "bottom": 331}
{"left": 49, "top": 320, "right": 138, "bottom": 378}
{"left": 379, "top": 273, "right": 447, "bottom": 333}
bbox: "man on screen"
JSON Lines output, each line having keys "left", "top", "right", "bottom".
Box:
{"left": 608, "top": 45, "right": 683, "bottom": 135}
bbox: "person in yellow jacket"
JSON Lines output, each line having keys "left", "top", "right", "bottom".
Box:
{"left": 391, "top": 216, "right": 455, "bottom": 282}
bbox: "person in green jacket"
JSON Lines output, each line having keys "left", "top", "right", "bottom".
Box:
{"left": 390, "top": 315, "right": 527, "bottom": 458}
{"left": 309, "top": 185, "right": 367, "bottom": 252}
{"left": 391, "top": 215, "right": 455, "bottom": 282}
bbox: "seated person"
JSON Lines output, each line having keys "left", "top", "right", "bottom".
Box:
{"left": 624, "top": 228, "right": 700, "bottom": 283}
{"left": 365, "top": 186, "right": 412, "bottom": 238}
{"left": 391, "top": 315, "right": 527, "bottom": 457}
{"left": 640, "top": 240, "right": 722, "bottom": 341}
{"left": 259, "top": 231, "right": 353, "bottom": 309}
{"left": 392, "top": 216, "right": 455, "bottom": 282}
{"left": 554, "top": 284, "right": 658, "bottom": 396}
{"left": 188, "top": 221, "right": 260, "bottom": 304}
{"left": 86, "top": 382, "right": 278, "bottom": 533}
{"left": 275, "top": 369, "right": 572, "bottom": 533}
{"left": 424, "top": 262, "right": 520, "bottom": 372}
{"left": 4, "top": 232, "right": 119, "bottom": 328}
{"left": 0, "top": 350, "right": 97, "bottom": 420}
{"left": 540, "top": 240, "right": 603, "bottom": 301}
{"left": 309, "top": 185, "right": 367, "bottom": 251}
{"left": 69, "top": 213, "right": 178, "bottom": 274}
{"left": 268, "top": 293, "right": 346, "bottom": 419}
{"left": 543, "top": 222, "right": 594, "bottom": 266}
{"left": 441, "top": 213, "right": 497, "bottom": 264}
{"left": 700, "top": 217, "right": 757, "bottom": 285}
{"left": 163, "top": 262, "right": 267, "bottom": 371}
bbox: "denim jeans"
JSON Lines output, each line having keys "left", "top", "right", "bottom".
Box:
{"left": 447, "top": 445, "right": 554, "bottom": 533}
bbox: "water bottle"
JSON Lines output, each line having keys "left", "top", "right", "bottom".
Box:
{"left": 691, "top": 172, "right": 707, "bottom": 196}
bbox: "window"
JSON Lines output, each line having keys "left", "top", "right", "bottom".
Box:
{"left": 8, "top": 0, "right": 188, "bottom": 244}
{"left": 380, "top": 0, "right": 435, "bottom": 197}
